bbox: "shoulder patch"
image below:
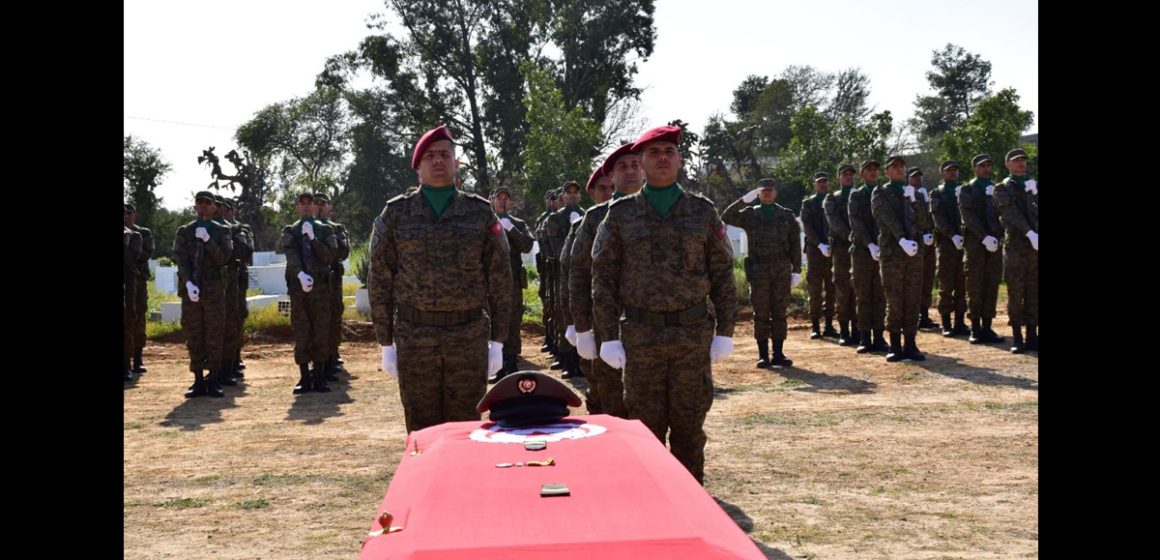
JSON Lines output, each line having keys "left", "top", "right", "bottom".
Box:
{"left": 490, "top": 221, "right": 503, "bottom": 236}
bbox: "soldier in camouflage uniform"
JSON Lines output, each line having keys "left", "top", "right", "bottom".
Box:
{"left": 213, "top": 195, "right": 241, "bottom": 388}
{"left": 488, "top": 185, "right": 535, "bottom": 383}
{"left": 849, "top": 161, "right": 889, "bottom": 353}
{"left": 279, "top": 192, "right": 339, "bottom": 394}
{"left": 370, "top": 125, "right": 512, "bottom": 433}
{"left": 535, "top": 190, "right": 561, "bottom": 355}
{"left": 316, "top": 193, "right": 351, "bottom": 380}
{"left": 872, "top": 156, "right": 929, "bottom": 362}
{"left": 907, "top": 168, "right": 939, "bottom": 330}
{"left": 174, "top": 191, "right": 234, "bottom": 397}
{"left": 123, "top": 218, "right": 143, "bottom": 382}
{"left": 124, "top": 203, "right": 153, "bottom": 375}
{"left": 571, "top": 143, "right": 643, "bottom": 418}
{"left": 225, "top": 199, "right": 255, "bottom": 377}
{"left": 801, "top": 172, "right": 837, "bottom": 340}
{"left": 547, "top": 181, "right": 584, "bottom": 378}
{"left": 993, "top": 148, "right": 1038, "bottom": 353}
{"left": 592, "top": 125, "right": 738, "bottom": 484}
{"left": 724, "top": 179, "right": 801, "bottom": 367}
{"left": 929, "top": 161, "right": 970, "bottom": 337}
{"left": 959, "top": 154, "right": 1006, "bottom": 345}
{"left": 562, "top": 168, "right": 613, "bottom": 409}
{"left": 825, "top": 164, "right": 860, "bottom": 346}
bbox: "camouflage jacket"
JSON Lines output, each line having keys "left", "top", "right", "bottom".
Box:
{"left": 929, "top": 183, "right": 963, "bottom": 244}
{"left": 958, "top": 179, "right": 1004, "bottom": 243}
{"left": 799, "top": 193, "right": 829, "bottom": 249}
{"left": 722, "top": 198, "right": 801, "bottom": 273}
{"left": 503, "top": 215, "right": 534, "bottom": 290}
{"left": 871, "top": 185, "right": 930, "bottom": 257}
{"left": 369, "top": 189, "right": 513, "bottom": 345}
{"left": 324, "top": 220, "right": 351, "bottom": 276}
{"left": 568, "top": 201, "right": 613, "bottom": 333}
{"left": 993, "top": 177, "right": 1038, "bottom": 247}
{"left": 278, "top": 218, "right": 338, "bottom": 291}
{"left": 128, "top": 224, "right": 154, "bottom": 280}
{"left": 823, "top": 188, "right": 854, "bottom": 246}
{"left": 848, "top": 185, "right": 880, "bottom": 249}
{"left": 173, "top": 220, "right": 234, "bottom": 298}
{"left": 124, "top": 226, "right": 142, "bottom": 283}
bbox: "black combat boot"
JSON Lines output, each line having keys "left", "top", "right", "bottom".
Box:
{"left": 810, "top": 320, "right": 822, "bottom": 339}
{"left": 885, "top": 332, "right": 904, "bottom": 362}
{"left": 918, "top": 310, "right": 938, "bottom": 329}
{"left": 205, "top": 370, "right": 225, "bottom": 398}
{"left": 838, "top": 321, "right": 855, "bottom": 346}
{"left": 132, "top": 348, "right": 147, "bottom": 374}
{"left": 952, "top": 311, "right": 971, "bottom": 336}
{"left": 237, "top": 351, "right": 246, "bottom": 371}
{"left": 969, "top": 319, "right": 983, "bottom": 344}
{"left": 218, "top": 362, "right": 238, "bottom": 387}
{"left": 123, "top": 358, "right": 134, "bottom": 382}
{"left": 1010, "top": 326, "right": 1026, "bottom": 354}
{"left": 903, "top": 333, "right": 925, "bottom": 361}
{"left": 232, "top": 357, "right": 245, "bottom": 379}
{"left": 855, "top": 330, "right": 874, "bottom": 354}
{"left": 312, "top": 362, "right": 331, "bottom": 393}
{"left": 185, "top": 369, "right": 207, "bottom": 398}
{"left": 822, "top": 315, "right": 840, "bottom": 338}
{"left": 756, "top": 338, "right": 771, "bottom": 368}
{"left": 770, "top": 339, "right": 793, "bottom": 367}
{"left": 1025, "top": 324, "right": 1039, "bottom": 352}
{"left": 940, "top": 314, "right": 954, "bottom": 337}
{"left": 981, "top": 318, "right": 1005, "bottom": 344}
{"left": 293, "top": 363, "right": 313, "bottom": 394}
{"left": 871, "top": 329, "right": 890, "bottom": 353}
{"left": 325, "top": 357, "right": 341, "bottom": 382}
{"left": 562, "top": 350, "right": 585, "bottom": 379}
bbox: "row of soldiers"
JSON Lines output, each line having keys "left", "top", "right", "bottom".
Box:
{"left": 123, "top": 204, "right": 154, "bottom": 381}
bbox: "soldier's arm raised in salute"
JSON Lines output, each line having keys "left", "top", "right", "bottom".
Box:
{"left": 721, "top": 195, "right": 755, "bottom": 229}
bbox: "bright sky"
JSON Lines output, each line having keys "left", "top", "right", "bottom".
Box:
{"left": 125, "top": 0, "right": 1037, "bottom": 210}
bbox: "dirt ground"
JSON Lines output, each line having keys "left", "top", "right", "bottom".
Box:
{"left": 123, "top": 313, "right": 1037, "bottom": 559}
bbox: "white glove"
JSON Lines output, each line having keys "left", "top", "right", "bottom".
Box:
{"left": 194, "top": 227, "right": 210, "bottom": 242}
{"left": 576, "top": 330, "right": 597, "bottom": 360}
{"left": 868, "top": 243, "right": 881, "bottom": 261}
{"left": 487, "top": 341, "right": 504, "bottom": 375}
{"left": 709, "top": 335, "right": 734, "bottom": 364}
{"left": 381, "top": 345, "right": 398, "bottom": 379}
{"left": 899, "top": 238, "right": 919, "bottom": 257}
{"left": 982, "top": 235, "right": 999, "bottom": 252}
{"left": 955, "top": 185, "right": 963, "bottom": 198}
{"left": 185, "top": 281, "right": 200, "bottom": 302}
{"left": 500, "top": 217, "right": 514, "bottom": 231}
{"left": 565, "top": 324, "right": 578, "bottom": 346}
{"left": 1026, "top": 230, "right": 1038, "bottom": 251}
{"left": 918, "top": 187, "right": 928, "bottom": 199}
{"left": 569, "top": 211, "right": 582, "bottom": 224}
{"left": 301, "top": 220, "right": 315, "bottom": 240}
{"left": 903, "top": 185, "right": 916, "bottom": 202}
{"left": 923, "top": 233, "right": 934, "bottom": 246}
{"left": 297, "top": 271, "right": 314, "bottom": 292}
{"left": 742, "top": 188, "right": 762, "bottom": 203}
{"left": 1024, "top": 180, "right": 1037, "bottom": 195}
{"left": 952, "top": 234, "right": 964, "bottom": 251}
{"left": 790, "top": 273, "right": 802, "bottom": 288}
{"left": 599, "top": 340, "right": 626, "bottom": 369}
{"left": 818, "top": 243, "right": 831, "bottom": 257}
{"left": 985, "top": 185, "right": 995, "bottom": 197}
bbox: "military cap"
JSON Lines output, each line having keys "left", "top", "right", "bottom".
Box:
{"left": 837, "top": 163, "right": 856, "bottom": 175}
{"left": 313, "top": 192, "right": 330, "bottom": 204}
{"left": 124, "top": 202, "right": 136, "bottom": 213}
{"left": 600, "top": 143, "right": 637, "bottom": 177}
{"left": 476, "top": 371, "right": 582, "bottom": 428}
{"left": 631, "top": 125, "right": 682, "bottom": 153}
{"left": 971, "top": 154, "right": 992, "bottom": 167}
{"left": 906, "top": 167, "right": 923, "bottom": 177}
{"left": 411, "top": 125, "right": 454, "bottom": 170}
{"left": 295, "top": 191, "right": 314, "bottom": 201}
{"left": 1005, "top": 148, "right": 1029, "bottom": 161}
{"left": 757, "top": 177, "right": 779, "bottom": 190}
{"left": 860, "top": 159, "right": 881, "bottom": 171}
{"left": 884, "top": 155, "right": 906, "bottom": 168}
{"left": 194, "top": 190, "right": 216, "bottom": 203}
{"left": 813, "top": 172, "right": 829, "bottom": 182}
{"left": 561, "top": 180, "right": 581, "bottom": 193}
{"left": 491, "top": 185, "right": 512, "bottom": 198}
{"left": 219, "top": 196, "right": 234, "bottom": 210}
{"left": 585, "top": 168, "right": 605, "bottom": 192}
{"left": 940, "top": 160, "right": 960, "bottom": 171}
{"left": 212, "top": 193, "right": 227, "bottom": 205}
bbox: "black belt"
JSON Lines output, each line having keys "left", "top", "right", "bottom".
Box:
{"left": 624, "top": 301, "right": 708, "bottom": 327}
{"left": 397, "top": 303, "right": 482, "bottom": 327}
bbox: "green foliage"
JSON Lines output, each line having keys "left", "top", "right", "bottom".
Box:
{"left": 942, "top": 89, "right": 1036, "bottom": 181}
{"left": 521, "top": 61, "right": 603, "bottom": 209}
{"left": 911, "top": 44, "right": 994, "bottom": 138}
{"left": 350, "top": 243, "right": 370, "bottom": 287}
{"left": 124, "top": 136, "right": 172, "bottom": 227}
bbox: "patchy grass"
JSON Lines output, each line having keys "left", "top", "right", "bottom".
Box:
{"left": 153, "top": 497, "right": 208, "bottom": 509}
{"left": 235, "top": 499, "right": 270, "bottom": 510}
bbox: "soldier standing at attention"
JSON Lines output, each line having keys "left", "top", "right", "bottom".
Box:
{"left": 488, "top": 185, "right": 535, "bottom": 383}
{"left": 279, "top": 192, "right": 339, "bottom": 394}
{"left": 800, "top": 172, "right": 837, "bottom": 340}
{"left": 592, "top": 125, "right": 738, "bottom": 484}
{"left": 124, "top": 203, "right": 153, "bottom": 376}
{"left": 123, "top": 213, "right": 143, "bottom": 382}
{"left": 369, "top": 125, "right": 512, "bottom": 433}
{"left": 872, "top": 156, "right": 928, "bottom": 362}
{"left": 848, "top": 160, "right": 889, "bottom": 354}
{"left": 825, "top": 164, "right": 859, "bottom": 347}
{"left": 315, "top": 193, "right": 351, "bottom": 381}
{"left": 959, "top": 154, "right": 1006, "bottom": 345}
{"left": 929, "top": 161, "right": 970, "bottom": 337}
{"left": 993, "top": 149, "right": 1038, "bottom": 353}
{"left": 174, "top": 191, "right": 233, "bottom": 397}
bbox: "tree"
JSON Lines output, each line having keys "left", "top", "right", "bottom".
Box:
{"left": 341, "top": 88, "right": 416, "bottom": 245}
{"left": 123, "top": 136, "right": 172, "bottom": 228}
{"left": 911, "top": 44, "right": 994, "bottom": 139}
{"left": 521, "top": 61, "right": 603, "bottom": 210}
{"left": 148, "top": 207, "right": 196, "bottom": 260}
{"left": 941, "top": 88, "right": 1036, "bottom": 181}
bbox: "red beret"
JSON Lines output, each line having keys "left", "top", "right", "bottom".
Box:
{"left": 600, "top": 143, "right": 637, "bottom": 177}
{"left": 585, "top": 167, "right": 604, "bottom": 191}
{"left": 411, "top": 125, "right": 454, "bottom": 169}
{"left": 631, "top": 125, "right": 681, "bottom": 153}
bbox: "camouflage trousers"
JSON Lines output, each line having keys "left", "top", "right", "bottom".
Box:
{"left": 852, "top": 246, "right": 886, "bottom": 330}
{"left": 936, "top": 240, "right": 967, "bottom": 317}
{"left": 1004, "top": 241, "right": 1038, "bottom": 327}
{"left": 123, "top": 283, "right": 134, "bottom": 363}
{"left": 964, "top": 244, "right": 1003, "bottom": 321}
{"left": 236, "top": 270, "right": 249, "bottom": 359}
{"left": 922, "top": 241, "right": 936, "bottom": 312}
{"left": 396, "top": 314, "right": 489, "bottom": 433}
{"left": 503, "top": 289, "right": 524, "bottom": 355}
{"left": 553, "top": 274, "right": 573, "bottom": 354}
{"left": 880, "top": 247, "right": 925, "bottom": 336}
{"left": 805, "top": 246, "right": 835, "bottom": 323}
{"left": 181, "top": 283, "right": 226, "bottom": 372}
{"left": 583, "top": 329, "right": 626, "bottom": 418}
{"left": 223, "top": 266, "right": 241, "bottom": 367}
{"left": 831, "top": 241, "right": 856, "bottom": 325}
{"left": 621, "top": 319, "right": 714, "bottom": 484}
{"left": 748, "top": 259, "right": 792, "bottom": 341}
{"left": 329, "top": 271, "right": 344, "bottom": 359}
{"left": 290, "top": 288, "right": 332, "bottom": 366}
{"left": 134, "top": 274, "right": 148, "bottom": 353}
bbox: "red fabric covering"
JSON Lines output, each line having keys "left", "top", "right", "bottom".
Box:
{"left": 359, "top": 415, "right": 764, "bottom": 560}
